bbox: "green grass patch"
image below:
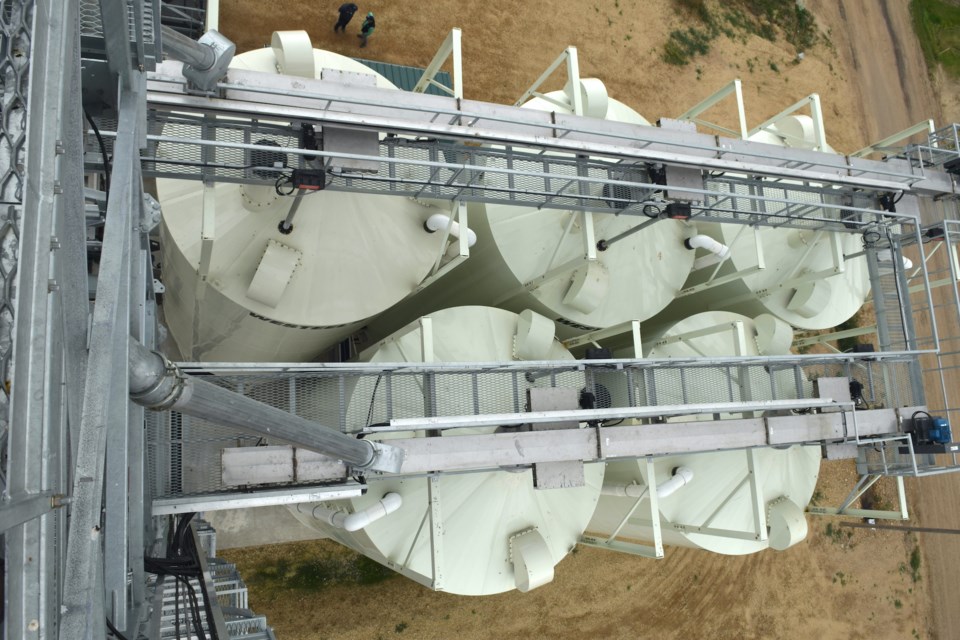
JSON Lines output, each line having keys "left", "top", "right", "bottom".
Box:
{"left": 911, "top": 0, "right": 960, "bottom": 78}
{"left": 825, "top": 522, "right": 844, "bottom": 543}
{"left": 676, "top": 0, "right": 712, "bottom": 23}
{"left": 835, "top": 310, "right": 864, "bottom": 352}
{"left": 910, "top": 545, "right": 922, "bottom": 582}
{"left": 739, "top": 0, "right": 819, "bottom": 50}
{"left": 663, "top": 26, "right": 714, "bottom": 65}
{"left": 664, "top": 0, "right": 821, "bottom": 65}
{"left": 245, "top": 549, "right": 395, "bottom": 595}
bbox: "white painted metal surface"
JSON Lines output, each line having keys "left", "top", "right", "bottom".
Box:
{"left": 157, "top": 33, "right": 443, "bottom": 360}
{"left": 288, "top": 306, "right": 605, "bottom": 594}
{"left": 661, "top": 222, "right": 870, "bottom": 330}
{"left": 366, "top": 79, "right": 696, "bottom": 342}
{"left": 653, "top": 112, "right": 870, "bottom": 330}
{"left": 587, "top": 446, "right": 820, "bottom": 555}
{"left": 589, "top": 310, "right": 821, "bottom": 555}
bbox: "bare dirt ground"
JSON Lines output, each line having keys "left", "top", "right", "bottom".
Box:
{"left": 216, "top": 1, "right": 960, "bottom": 638}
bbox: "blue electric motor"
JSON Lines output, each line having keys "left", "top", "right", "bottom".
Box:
{"left": 927, "top": 417, "right": 952, "bottom": 445}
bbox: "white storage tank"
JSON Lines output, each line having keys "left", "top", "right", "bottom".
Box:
{"left": 636, "top": 310, "right": 801, "bottom": 406}
{"left": 587, "top": 310, "right": 820, "bottom": 554}
{"left": 289, "top": 306, "right": 606, "bottom": 595}
{"left": 586, "top": 446, "right": 819, "bottom": 555}
{"left": 157, "top": 32, "right": 443, "bottom": 361}
{"left": 651, "top": 114, "right": 870, "bottom": 331}
{"left": 364, "top": 79, "right": 696, "bottom": 342}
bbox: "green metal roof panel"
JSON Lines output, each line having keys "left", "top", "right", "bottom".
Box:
{"left": 353, "top": 57, "right": 453, "bottom": 96}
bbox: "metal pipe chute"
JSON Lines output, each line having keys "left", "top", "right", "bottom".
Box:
{"left": 127, "top": 339, "right": 403, "bottom": 472}
{"left": 161, "top": 26, "right": 236, "bottom": 93}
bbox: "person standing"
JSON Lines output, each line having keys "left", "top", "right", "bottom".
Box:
{"left": 358, "top": 11, "right": 375, "bottom": 48}
{"left": 334, "top": 3, "right": 358, "bottom": 33}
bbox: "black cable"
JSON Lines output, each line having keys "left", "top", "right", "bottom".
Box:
{"left": 83, "top": 109, "right": 111, "bottom": 204}
{"left": 861, "top": 228, "right": 882, "bottom": 247}
{"left": 274, "top": 173, "right": 296, "bottom": 196}
{"left": 185, "top": 529, "right": 219, "bottom": 640}
{"left": 167, "top": 512, "right": 196, "bottom": 557}
{"left": 176, "top": 573, "right": 207, "bottom": 640}
{"left": 144, "top": 558, "right": 206, "bottom": 639}
{"left": 147, "top": 561, "right": 207, "bottom": 639}
{"left": 148, "top": 511, "right": 210, "bottom": 640}
{"left": 144, "top": 557, "right": 201, "bottom": 574}
{"left": 365, "top": 374, "right": 383, "bottom": 427}
{"left": 105, "top": 617, "right": 130, "bottom": 640}
{"left": 176, "top": 513, "right": 195, "bottom": 555}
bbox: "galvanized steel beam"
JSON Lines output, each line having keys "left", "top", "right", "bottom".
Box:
{"left": 59, "top": 75, "right": 143, "bottom": 640}
{"left": 5, "top": 1, "right": 75, "bottom": 637}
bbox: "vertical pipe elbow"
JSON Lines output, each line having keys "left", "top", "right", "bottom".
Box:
{"left": 425, "top": 213, "right": 477, "bottom": 247}
{"left": 128, "top": 339, "right": 167, "bottom": 395}
{"left": 657, "top": 466, "right": 694, "bottom": 499}
{"left": 128, "top": 339, "right": 187, "bottom": 409}
{"left": 685, "top": 234, "right": 730, "bottom": 270}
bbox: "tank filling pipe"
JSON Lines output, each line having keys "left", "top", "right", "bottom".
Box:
{"left": 685, "top": 235, "right": 731, "bottom": 270}
{"left": 600, "top": 467, "right": 694, "bottom": 499}
{"left": 161, "top": 25, "right": 217, "bottom": 71}
{"left": 161, "top": 26, "right": 235, "bottom": 93}
{"left": 297, "top": 493, "right": 403, "bottom": 532}
{"left": 424, "top": 213, "right": 477, "bottom": 247}
{"left": 127, "top": 339, "right": 402, "bottom": 472}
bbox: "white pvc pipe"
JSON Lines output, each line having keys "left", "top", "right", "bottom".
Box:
{"left": 877, "top": 248, "right": 913, "bottom": 270}
{"left": 656, "top": 466, "right": 694, "bottom": 498}
{"left": 686, "top": 234, "right": 730, "bottom": 270}
{"left": 299, "top": 492, "right": 403, "bottom": 532}
{"left": 425, "top": 213, "right": 477, "bottom": 247}
{"left": 600, "top": 483, "right": 647, "bottom": 498}
{"left": 600, "top": 466, "right": 694, "bottom": 499}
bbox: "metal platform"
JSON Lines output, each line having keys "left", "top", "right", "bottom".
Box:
{"left": 135, "top": 62, "right": 952, "bottom": 230}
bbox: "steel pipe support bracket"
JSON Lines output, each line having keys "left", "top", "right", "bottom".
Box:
{"left": 363, "top": 440, "right": 405, "bottom": 473}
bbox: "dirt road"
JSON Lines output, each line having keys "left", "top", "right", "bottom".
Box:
{"left": 812, "top": 2, "right": 960, "bottom": 638}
